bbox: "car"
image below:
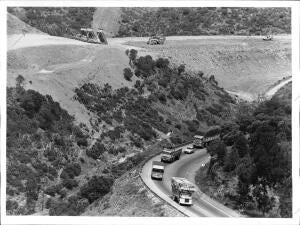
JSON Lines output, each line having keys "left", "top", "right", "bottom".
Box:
{"left": 183, "top": 146, "right": 194, "bottom": 154}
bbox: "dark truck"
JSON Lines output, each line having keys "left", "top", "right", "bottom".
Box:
{"left": 151, "top": 161, "right": 165, "bottom": 180}
{"left": 193, "top": 135, "right": 204, "bottom": 149}
{"left": 161, "top": 147, "right": 182, "bottom": 163}
{"left": 203, "top": 126, "right": 221, "bottom": 147}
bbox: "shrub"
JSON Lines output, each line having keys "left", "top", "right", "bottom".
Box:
{"left": 155, "top": 58, "right": 170, "bottom": 68}
{"left": 170, "top": 136, "right": 183, "bottom": 145}
{"left": 6, "top": 200, "right": 19, "bottom": 212}
{"left": 158, "top": 93, "right": 167, "bottom": 104}
{"left": 86, "top": 140, "right": 106, "bottom": 160}
{"left": 62, "top": 178, "right": 78, "bottom": 190}
{"left": 60, "top": 163, "right": 81, "bottom": 180}
{"left": 175, "top": 124, "right": 181, "bottom": 130}
{"left": 184, "top": 120, "right": 199, "bottom": 133}
{"left": 79, "top": 176, "right": 114, "bottom": 203}
{"left": 134, "top": 55, "right": 156, "bottom": 78}
{"left": 123, "top": 68, "right": 133, "bottom": 81}
{"left": 177, "top": 64, "right": 185, "bottom": 75}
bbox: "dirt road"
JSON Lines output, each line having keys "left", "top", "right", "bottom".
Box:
{"left": 265, "top": 77, "right": 292, "bottom": 99}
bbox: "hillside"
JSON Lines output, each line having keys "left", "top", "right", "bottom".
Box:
{"left": 7, "top": 13, "right": 44, "bottom": 35}
{"left": 6, "top": 47, "right": 239, "bottom": 216}
{"left": 117, "top": 7, "right": 291, "bottom": 37}
{"left": 9, "top": 7, "right": 291, "bottom": 38}
{"left": 195, "top": 81, "right": 292, "bottom": 217}
{"left": 127, "top": 36, "right": 291, "bottom": 99}
{"left": 8, "top": 7, "right": 95, "bottom": 37}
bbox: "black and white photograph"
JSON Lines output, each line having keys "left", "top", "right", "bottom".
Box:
{"left": 1, "top": 1, "right": 300, "bottom": 224}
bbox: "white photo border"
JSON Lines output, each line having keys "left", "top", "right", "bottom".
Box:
{"left": 1, "top": 1, "right": 299, "bottom": 225}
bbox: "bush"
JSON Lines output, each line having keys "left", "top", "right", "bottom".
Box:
{"left": 123, "top": 68, "right": 133, "bottom": 81}
{"left": 86, "top": 140, "right": 106, "bottom": 160}
{"left": 175, "top": 124, "right": 181, "bottom": 130}
{"left": 155, "top": 58, "right": 170, "bottom": 68}
{"left": 79, "top": 176, "right": 114, "bottom": 203}
{"left": 177, "top": 64, "right": 185, "bottom": 75}
{"left": 62, "top": 178, "right": 78, "bottom": 190}
{"left": 170, "top": 136, "right": 183, "bottom": 145}
{"left": 184, "top": 120, "right": 199, "bottom": 133}
{"left": 60, "top": 163, "right": 81, "bottom": 180}
{"left": 158, "top": 93, "right": 167, "bottom": 104}
{"left": 134, "top": 55, "right": 156, "bottom": 78}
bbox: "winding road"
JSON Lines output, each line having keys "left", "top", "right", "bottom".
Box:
{"left": 141, "top": 145, "right": 242, "bottom": 217}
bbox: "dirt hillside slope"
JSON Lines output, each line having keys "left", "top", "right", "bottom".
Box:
{"left": 92, "top": 8, "right": 122, "bottom": 37}
{"left": 127, "top": 36, "right": 291, "bottom": 100}
{"left": 7, "top": 12, "right": 44, "bottom": 35}
{"left": 7, "top": 13, "right": 135, "bottom": 126}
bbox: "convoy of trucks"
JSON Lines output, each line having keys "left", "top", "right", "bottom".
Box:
{"left": 161, "top": 147, "right": 182, "bottom": 163}
{"left": 171, "top": 177, "right": 196, "bottom": 206}
{"left": 151, "top": 161, "right": 165, "bottom": 180}
{"left": 150, "top": 128, "right": 221, "bottom": 207}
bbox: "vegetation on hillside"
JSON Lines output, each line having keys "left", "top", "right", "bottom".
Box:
{"left": 6, "top": 76, "right": 114, "bottom": 215}
{"left": 8, "top": 7, "right": 290, "bottom": 38}
{"left": 74, "top": 49, "right": 236, "bottom": 154}
{"left": 8, "top": 7, "right": 95, "bottom": 37}
{"left": 195, "top": 82, "right": 292, "bottom": 217}
{"left": 118, "top": 7, "right": 291, "bottom": 37}
{"left": 7, "top": 50, "right": 237, "bottom": 215}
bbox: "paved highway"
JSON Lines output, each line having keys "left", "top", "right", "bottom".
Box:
{"left": 141, "top": 145, "right": 242, "bottom": 217}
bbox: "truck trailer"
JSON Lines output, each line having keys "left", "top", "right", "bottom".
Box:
{"left": 193, "top": 135, "right": 204, "bottom": 148}
{"left": 151, "top": 161, "right": 165, "bottom": 180}
{"left": 171, "top": 177, "right": 196, "bottom": 206}
{"left": 161, "top": 147, "right": 182, "bottom": 163}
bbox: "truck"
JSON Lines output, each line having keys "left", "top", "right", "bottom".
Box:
{"left": 203, "top": 134, "right": 220, "bottom": 147}
{"left": 161, "top": 147, "right": 182, "bottom": 163}
{"left": 147, "top": 35, "right": 166, "bottom": 45}
{"left": 151, "top": 161, "right": 165, "bottom": 180}
{"left": 193, "top": 135, "right": 204, "bottom": 149}
{"left": 171, "top": 177, "right": 196, "bottom": 206}
{"left": 74, "top": 28, "right": 108, "bottom": 44}
{"left": 263, "top": 34, "right": 273, "bottom": 41}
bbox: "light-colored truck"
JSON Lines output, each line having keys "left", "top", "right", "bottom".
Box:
{"left": 161, "top": 147, "right": 182, "bottom": 163}
{"left": 151, "top": 161, "right": 165, "bottom": 180}
{"left": 171, "top": 177, "right": 196, "bottom": 206}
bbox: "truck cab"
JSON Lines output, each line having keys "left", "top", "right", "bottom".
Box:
{"left": 151, "top": 161, "right": 165, "bottom": 180}
{"left": 171, "top": 177, "right": 196, "bottom": 206}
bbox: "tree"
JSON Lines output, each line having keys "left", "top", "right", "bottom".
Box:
{"left": 125, "top": 49, "right": 129, "bottom": 56}
{"left": 252, "top": 182, "right": 276, "bottom": 216}
{"left": 206, "top": 140, "right": 226, "bottom": 164}
{"left": 177, "top": 64, "right": 185, "bottom": 75}
{"left": 128, "top": 49, "right": 138, "bottom": 66}
{"left": 233, "top": 134, "right": 249, "bottom": 158}
{"left": 16, "top": 75, "right": 25, "bottom": 88}
{"left": 224, "top": 148, "right": 239, "bottom": 172}
{"left": 86, "top": 140, "right": 106, "bottom": 160}
{"left": 123, "top": 68, "right": 133, "bottom": 81}
{"left": 79, "top": 176, "right": 114, "bottom": 203}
